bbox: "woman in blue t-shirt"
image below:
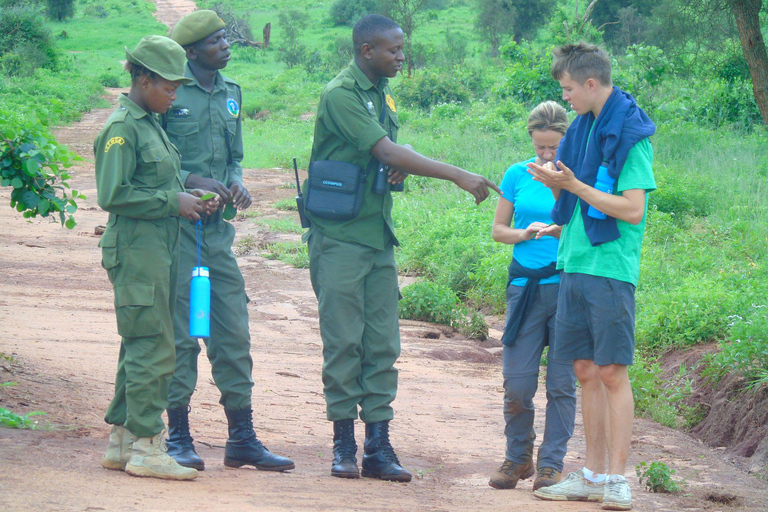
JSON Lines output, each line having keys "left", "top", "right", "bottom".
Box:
{"left": 488, "top": 101, "right": 577, "bottom": 493}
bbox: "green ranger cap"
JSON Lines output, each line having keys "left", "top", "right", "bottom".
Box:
{"left": 171, "top": 10, "right": 227, "bottom": 47}
{"left": 125, "top": 35, "right": 192, "bottom": 83}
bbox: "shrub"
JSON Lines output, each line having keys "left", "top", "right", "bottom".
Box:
{"left": 0, "top": 108, "right": 84, "bottom": 228}
{"left": 399, "top": 280, "right": 468, "bottom": 328}
{"left": 46, "top": 0, "right": 74, "bottom": 21}
{"left": 497, "top": 41, "right": 562, "bottom": 109}
{"left": 277, "top": 10, "right": 309, "bottom": 69}
{"left": 0, "top": 4, "right": 57, "bottom": 77}
{"left": 329, "top": 0, "right": 377, "bottom": 26}
{"left": 636, "top": 461, "right": 681, "bottom": 493}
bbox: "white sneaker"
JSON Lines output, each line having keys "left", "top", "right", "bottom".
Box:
{"left": 533, "top": 471, "right": 604, "bottom": 502}
{"left": 603, "top": 475, "right": 632, "bottom": 510}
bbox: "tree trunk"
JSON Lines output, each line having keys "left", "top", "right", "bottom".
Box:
{"left": 406, "top": 32, "right": 413, "bottom": 77}
{"left": 729, "top": 0, "right": 768, "bottom": 125}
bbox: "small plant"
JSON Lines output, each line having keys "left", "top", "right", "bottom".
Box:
{"left": 0, "top": 383, "right": 46, "bottom": 429}
{"left": 273, "top": 198, "right": 298, "bottom": 211}
{"left": 399, "top": 280, "right": 468, "bottom": 328}
{"left": 636, "top": 461, "right": 681, "bottom": 493}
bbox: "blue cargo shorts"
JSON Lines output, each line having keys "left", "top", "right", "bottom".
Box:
{"left": 553, "top": 272, "right": 636, "bottom": 366}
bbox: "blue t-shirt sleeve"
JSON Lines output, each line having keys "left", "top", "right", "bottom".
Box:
{"left": 499, "top": 165, "right": 519, "bottom": 202}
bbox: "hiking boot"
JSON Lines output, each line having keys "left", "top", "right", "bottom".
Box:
{"left": 331, "top": 419, "right": 359, "bottom": 478}
{"left": 533, "top": 467, "right": 562, "bottom": 490}
{"left": 602, "top": 475, "right": 632, "bottom": 510}
{"left": 125, "top": 431, "right": 198, "bottom": 480}
{"left": 488, "top": 459, "right": 535, "bottom": 489}
{"left": 101, "top": 425, "right": 133, "bottom": 471}
{"left": 533, "top": 471, "right": 604, "bottom": 502}
{"left": 361, "top": 421, "right": 412, "bottom": 482}
{"left": 223, "top": 408, "right": 295, "bottom": 471}
{"left": 166, "top": 406, "right": 205, "bottom": 471}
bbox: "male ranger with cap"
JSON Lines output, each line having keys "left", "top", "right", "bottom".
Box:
{"left": 162, "top": 10, "right": 294, "bottom": 472}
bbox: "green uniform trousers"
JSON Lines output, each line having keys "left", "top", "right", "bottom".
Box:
{"left": 167, "top": 218, "right": 253, "bottom": 411}
{"left": 307, "top": 229, "right": 400, "bottom": 423}
{"left": 102, "top": 216, "right": 180, "bottom": 438}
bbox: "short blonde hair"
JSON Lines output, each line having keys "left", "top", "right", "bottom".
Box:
{"left": 527, "top": 101, "right": 569, "bottom": 137}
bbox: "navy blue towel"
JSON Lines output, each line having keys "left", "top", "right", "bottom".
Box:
{"left": 551, "top": 87, "right": 655, "bottom": 246}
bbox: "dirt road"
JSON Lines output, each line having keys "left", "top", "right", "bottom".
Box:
{"left": 1, "top": 5, "right": 767, "bottom": 511}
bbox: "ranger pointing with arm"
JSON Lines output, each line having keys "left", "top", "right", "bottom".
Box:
{"left": 305, "top": 14, "right": 500, "bottom": 482}
{"left": 161, "top": 10, "right": 294, "bottom": 473}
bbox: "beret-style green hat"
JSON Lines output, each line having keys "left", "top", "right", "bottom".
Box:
{"left": 171, "top": 10, "right": 227, "bottom": 47}
{"left": 125, "top": 35, "right": 192, "bottom": 83}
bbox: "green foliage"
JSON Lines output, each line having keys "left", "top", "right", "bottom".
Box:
{"left": 0, "top": 383, "right": 46, "bottom": 429}
{"left": 547, "top": 0, "right": 604, "bottom": 46}
{"left": 497, "top": 41, "right": 562, "bottom": 109}
{"left": 1, "top": 109, "right": 84, "bottom": 228}
{"left": 329, "top": 0, "right": 378, "bottom": 26}
{"left": 395, "top": 65, "right": 489, "bottom": 110}
{"left": 635, "top": 461, "right": 682, "bottom": 493}
{"left": 0, "top": 3, "right": 57, "bottom": 77}
{"left": 701, "top": 305, "right": 768, "bottom": 390}
{"left": 474, "top": 0, "right": 516, "bottom": 57}
{"left": 46, "top": 0, "right": 74, "bottom": 21}
{"left": 277, "top": 10, "right": 310, "bottom": 69}
{"left": 399, "top": 280, "right": 469, "bottom": 328}
{"left": 262, "top": 241, "right": 309, "bottom": 268}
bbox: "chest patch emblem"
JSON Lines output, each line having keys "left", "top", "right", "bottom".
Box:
{"left": 104, "top": 137, "right": 125, "bottom": 152}
{"left": 385, "top": 94, "right": 396, "bottom": 113}
{"left": 227, "top": 98, "right": 239, "bottom": 117}
{"left": 170, "top": 108, "right": 190, "bottom": 118}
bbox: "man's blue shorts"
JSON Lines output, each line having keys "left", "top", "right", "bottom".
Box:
{"left": 553, "top": 272, "right": 636, "bottom": 366}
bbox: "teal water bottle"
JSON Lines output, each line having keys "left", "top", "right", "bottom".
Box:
{"left": 588, "top": 161, "right": 614, "bottom": 219}
{"left": 189, "top": 266, "right": 210, "bottom": 338}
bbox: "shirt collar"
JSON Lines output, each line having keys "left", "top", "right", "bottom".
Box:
{"left": 349, "top": 61, "right": 388, "bottom": 92}
{"left": 183, "top": 62, "right": 225, "bottom": 93}
{"left": 118, "top": 94, "right": 149, "bottom": 119}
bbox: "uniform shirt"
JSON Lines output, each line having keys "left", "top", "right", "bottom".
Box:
{"left": 557, "top": 138, "right": 656, "bottom": 286}
{"left": 94, "top": 94, "right": 184, "bottom": 221}
{"left": 498, "top": 158, "right": 560, "bottom": 287}
{"left": 162, "top": 63, "right": 244, "bottom": 187}
{"left": 307, "top": 62, "right": 400, "bottom": 251}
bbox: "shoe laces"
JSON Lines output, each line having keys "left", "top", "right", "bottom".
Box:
{"left": 538, "top": 467, "right": 558, "bottom": 479}
{"left": 376, "top": 424, "right": 401, "bottom": 465}
{"left": 499, "top": 459, "right": 525, "bottom": 474}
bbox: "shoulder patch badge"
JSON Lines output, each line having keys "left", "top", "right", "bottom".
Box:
{"left": 104, "top": 137, "right": 125, "bottom": 152}
{"left": 227, "top": 98, "right": 240, "bottom": 117}
{"left": 385, "top": 94, "right": 396, "bottom": 113}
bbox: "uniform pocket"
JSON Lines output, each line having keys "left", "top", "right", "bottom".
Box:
{"left": 114, "top": 283, "right": 162, "bottom": 338}
{"left": 139, "top": 143, "right": 173, "bottom": 187}
{"left": 166, "top": 121, "right": 200, "bottom": 160}
{"left": 98, "top": 229, "right": 119, "bottom": 270}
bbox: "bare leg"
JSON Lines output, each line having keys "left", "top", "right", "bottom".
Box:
{"left": 599, "top": 364, "right": 633, "bottom": 475}
{"left": 574, "top": 359, "right": 607, "bottom": 474}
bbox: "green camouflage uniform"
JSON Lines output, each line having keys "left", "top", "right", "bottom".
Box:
{"left": 96, "top": 94, "right": 185, "bottom": 437}
{"left": 305, "top": 62, "right": 401, "bottom": 423}
{"left": 162, "top": 65, "right": 254, "bottom": 412}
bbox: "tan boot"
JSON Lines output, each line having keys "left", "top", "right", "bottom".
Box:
{"left": 533, "top": 467, "right": 562, "bottom": 490}
{"left": 101, "top": 425, "right": 133, "bottom": 471}
{"left": 489, "top": 459, "right": 535, "bottom": 489}
{"left": 125, "top": 430, "right": 198, "bottom": 480}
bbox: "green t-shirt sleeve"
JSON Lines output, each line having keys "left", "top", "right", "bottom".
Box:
{"left": 616, "top": 138, "right": 656, "bottom": 193}
{"left": 323, "top": 86, "right": 388, "bottom": 153}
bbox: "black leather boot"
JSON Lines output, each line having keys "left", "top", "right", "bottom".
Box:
{"left": 165, "top": 406, "right": 205, "bottom": 471}
{"left": 361, "top": 421, "right": 412, "bottom": 482}
{"left": 331, "top": 419, "right": 359, "bottom": 478}
{"left": 223, "top": 408, "right": 295, "bottom": 471}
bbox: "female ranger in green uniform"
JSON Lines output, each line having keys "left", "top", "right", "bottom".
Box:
{"left": 95, "top": 35, "right": 217, "bottom": 481}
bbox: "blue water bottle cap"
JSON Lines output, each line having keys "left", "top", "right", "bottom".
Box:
{"left": 192, "top": 266, "right": 209, "bottom": 277}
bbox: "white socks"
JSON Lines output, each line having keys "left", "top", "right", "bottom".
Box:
{"left": 582, "top": 467, "right": 607, "bottom": 484}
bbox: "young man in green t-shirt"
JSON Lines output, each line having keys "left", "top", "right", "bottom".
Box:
{"left": 527, "top": 42, "right": 656, "bottom": 511}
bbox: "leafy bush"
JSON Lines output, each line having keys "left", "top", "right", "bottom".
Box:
{"left": 0, "top": 109, "right": 84, "bottom": 228}
{"left": 395, "top": 65, "right": 489, "bottom": 110}
{"left": 46, "top": 0, "right": 74, "bottom": 21}
{"left": 701, "top": 304, "right": 768, "bottom": 390}
{"left": 277, "top": 10, "right": 309, "bottom": 69}
{"left": 636, "top": 461, "right": 681, "bottom": 493}
{"left": 400, "top": 280, "right": 468, "bottom": 328}
{"left": 497, "top": 41, "right": 562, "bottom": 109}
{"left": 329, "top": 0, "right": 378, "bottom": 26}
{"left": 0, "top": 3, "right": 57, "bottom": 77}
{"left": 694, "top": 78, "right": 761, "bottom": 129}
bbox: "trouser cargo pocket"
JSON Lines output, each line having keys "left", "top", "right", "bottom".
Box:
{"left": 99, "top": 229, "right": 119, "bottom": 270}
{"left": 114, "top": 283, "right": 162, "bottom": 338}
